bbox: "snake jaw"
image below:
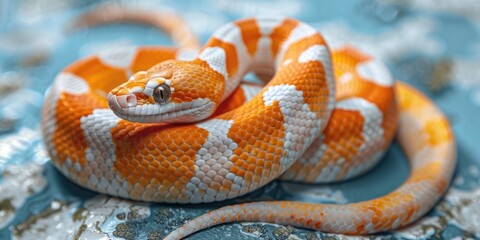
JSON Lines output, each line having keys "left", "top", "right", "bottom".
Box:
{"left": 108, "top": 76, "right": 215, "bottom": 123}
{"left": 108, "top": 79, "right": 214, "bottom": 123}
{"left": 108, "top": 91, "right": 214, "bottom": 123}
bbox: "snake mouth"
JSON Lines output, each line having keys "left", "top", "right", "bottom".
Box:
{"left": 108, "top": 94, "right": 213, "bottom": 123}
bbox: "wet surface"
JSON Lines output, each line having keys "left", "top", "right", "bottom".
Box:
{"left": 1, "top": 0, "right": 480, "bottom": 239}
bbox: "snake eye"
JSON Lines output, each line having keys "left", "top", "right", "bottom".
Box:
{"left": 153, "top": 84, "right": 171, "bottom": 103}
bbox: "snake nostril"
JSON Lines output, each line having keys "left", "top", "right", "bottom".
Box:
{"left": 116, "top": 94, "right": 137, "bottom": 108}
{"left": 126, "top": 95, "right": 136, "bottom": 106}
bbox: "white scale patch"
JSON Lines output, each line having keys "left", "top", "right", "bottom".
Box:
{"left": 186, "top": 119, "right": 243, "bottom": 203}
{"left": 411, "top": 142, "right": 451, "bottom": 170}
{"left": 256, "top": 16, "right": 286, "bottom": 35}
{"left": 212, "top": 23, "right": 251, "bottom": 99}
{"left": 253, "top": 16, "right": 285, "bottom": 77}
{"left": 253, "top": 36, "right": 275, "bottom": 76}
{"left": 213, "top": 23, "right": 249, "bottom": 67}
{"left": 263, "top": 84, "right": 325, "bottom": 170}
{"left": 316, "top": 159, "right": 345, "bottom": 182}
{"left": 294, "top": 97, "right": 385, "bottom": 183}
{"left": 80, "top": 109, "right": 129, "bottom": 198}
{"left": 98, "top": 46, "right": 137, "bottom": 76}
{"left": 53, "top": 72, "right": 89, "bottom": 95}
{"left": 199, "top": 47, "right": 228, "bottom": 80}
{"left": 298, "top": 45, "right": 329, "bottom": 64}
{"left": 356, "top": 59, "right": 394, "bottom": 87}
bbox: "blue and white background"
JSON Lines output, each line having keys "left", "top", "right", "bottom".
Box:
{"left": 0, "top": 0, "right": 479, "bottom": 239}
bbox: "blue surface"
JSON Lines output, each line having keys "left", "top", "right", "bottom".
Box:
{"left": 0, "top": 1, "right": 479, "bottom": 239}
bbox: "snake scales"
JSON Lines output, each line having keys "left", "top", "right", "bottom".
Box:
{"left": 41, "top": 11, "right": 456, "bottom": 239}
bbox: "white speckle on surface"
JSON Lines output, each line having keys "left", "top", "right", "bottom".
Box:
{"left": 450, "top": 59, "right": 480, "bottom": 89}
{"left": 394, "top": 186, "right": 480, "bottom": 238}
{"left": 317, "top": 17, "right": 442, "bottom": 61}
{"left": 399, "top": 0, "right": 480, "bottom": 21}
{"left": 12, "top": 201, "right": 83, "bottom": 240}
{"left": 394, "top": 216, "right": 441, "bottom": 239}
{"left": 11, "top": 195, "right": 150, "bottom": 240}
{"left": 446, "top": 187, "right": 480, "bottom": 236}
{"left": 215, "top": 1, "right": 301, "bottom": 16}
{"left": 0, "top": 163, "right": 46, "bottom": 229}
{"left": 454, "top": 176, "right": 465, "bottom": 186}
{"left": 0, "top": 128, "right": 43, "bottom": 167}
{"left": 469, "top": 164, "right": 479, "bottom": 177}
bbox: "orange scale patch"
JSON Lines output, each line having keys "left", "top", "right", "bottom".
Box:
{"left": 235, "top": 18, "right": 262, "bottom": 57}
{"left": 168, "top": 59, "right": 225, "bottom": 105}
{"left": 322, "top": 109, "right": 365, "bottom": 163}
{"left": 212, "top": 86, "right": 247, "bottom": 117}
{"left": 112, "top": 122, "right": 209, "bottom": 195}
{"left": 130, "top": 47, "right": 178, "bottom": 73}
{"left": 333, "top": 48, "right": 398, "bottom": 145}
{"left": 424, "top": 117, "right": 453, "bottom": 145}
{"left": 270, "top": 18, "right": 299, "bottom": 58}
{"left": 272, "top": 61, "right": 331, "bottom": 117}
{"left": 396, "top": 82, "right": 427, "bottom": 112}
{"left": 51, "top": 93, "right": 107, "bottom": 169}
{"left": 332, "top": 45, "right": 371, "bottom": 69}
{"left": 65, "top": 57, "right": 128, "bottom": 95}
{"left": 219, "top": 97, "right": 285, "bottom": 184}
{"left": 332, "top": 49, "right": 371, "bottom": 97}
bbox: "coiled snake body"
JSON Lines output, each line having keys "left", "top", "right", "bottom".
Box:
{"left": 41, "top": 16, "right": 456, "bottom": 239}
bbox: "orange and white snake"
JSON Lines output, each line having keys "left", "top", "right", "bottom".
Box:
{"left": 41, "top": 14, "right": 456, "bottom": 239}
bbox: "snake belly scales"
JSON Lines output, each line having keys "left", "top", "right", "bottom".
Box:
{"left": 41, "top": 15, "right": 456, "bottom": 239}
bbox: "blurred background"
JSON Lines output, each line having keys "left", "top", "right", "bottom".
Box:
{"left": 0, "top": 0, "right": 479, "bottom": 239}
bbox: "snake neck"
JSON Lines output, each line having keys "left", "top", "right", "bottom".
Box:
{"left": 105, "top": 16, "right": 334, "bottom": 124}
{"left": 195, "top": 16, "right": 322, "bottom": 101}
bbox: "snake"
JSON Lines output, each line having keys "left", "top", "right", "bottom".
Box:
{"left": 41, "top": 13, "right": 456, "bottom": 239}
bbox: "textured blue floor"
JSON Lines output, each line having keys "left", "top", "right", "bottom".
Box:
{"left": 0, "top": 1, "right": 479, "bottom": 239}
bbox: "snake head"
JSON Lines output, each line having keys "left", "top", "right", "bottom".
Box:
{"left": 108, "top": 60, "right": 224, "bottom": 123}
